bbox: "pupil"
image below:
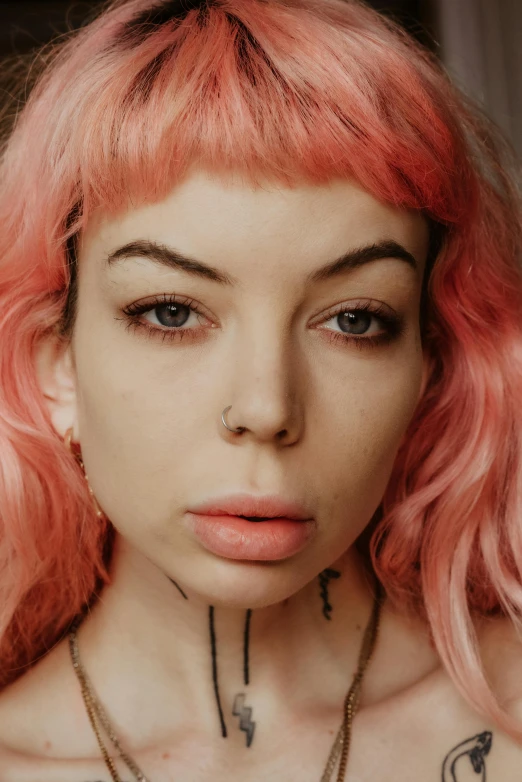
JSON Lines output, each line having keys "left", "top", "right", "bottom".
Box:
{"left": 337, "top": 311, "right": 371, "bottom": 335}
{"left": 156, "top": 303, "right": 190, "bottom": 328}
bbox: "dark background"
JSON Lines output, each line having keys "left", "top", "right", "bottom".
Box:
{"left": 0, "top": 1, "right": 520, "bottom": 156}
{"left": 0, "top": 1, "right": 438, "bottom": 56}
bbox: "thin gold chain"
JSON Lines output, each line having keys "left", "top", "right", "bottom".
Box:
{"left": 69, "top": 581, "right": 383, "bottom": 782}
{"left": 69, "top": 627, "right": 150, "bottom": 782}
{"left": 321, "top": 580, "right": 383, "bottom": 782}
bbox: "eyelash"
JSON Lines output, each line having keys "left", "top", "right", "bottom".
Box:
{"left": 119, "top": 294, "right": 405, "bottom": 351}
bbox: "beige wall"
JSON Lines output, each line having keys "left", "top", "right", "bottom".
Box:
{"left": 436, "top": 0, "right": 522, "bottom": 157}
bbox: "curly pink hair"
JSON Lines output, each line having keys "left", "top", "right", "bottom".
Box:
{"left": 0, "top": 0, "right": 521, "bottom": 739}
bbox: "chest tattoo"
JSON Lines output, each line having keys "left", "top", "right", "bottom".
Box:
{"left": 442, "top": 731, "right": 493, "bottom": 781}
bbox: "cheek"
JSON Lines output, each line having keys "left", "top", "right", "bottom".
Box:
{"left": 71, "top": 314, "right": 224, "bottom": 533}
{"left": 315, "top": 349, "right": 423, "bottom": 517}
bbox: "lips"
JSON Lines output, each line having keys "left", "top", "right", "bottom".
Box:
{"left": 242, "top": 516, "right": 272, "bottom": 522}
{"left": 187, "top": 493, "right": 312, "bottom": 521}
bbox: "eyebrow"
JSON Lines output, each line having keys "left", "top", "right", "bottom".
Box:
{"left": 106, "top": 238, "right": 418, "bottom": 284}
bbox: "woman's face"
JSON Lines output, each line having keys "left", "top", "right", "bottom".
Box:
{"left": 67, "top": 168, "right": 428, "bottom": 608}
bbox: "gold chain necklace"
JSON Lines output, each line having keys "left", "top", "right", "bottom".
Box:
{"left": 68, "top": 581, "right": 383, "bottom": 782}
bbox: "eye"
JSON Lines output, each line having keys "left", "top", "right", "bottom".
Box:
{"left": 142, "top": 301, "right": 201, "bottom": 329}
{"left": 118, "top": 294, "right": 404, "bottom": 350}
{"left": 313, "top": 300, "right": 404, "bottom": 350}
{"left": 323, "top": 308, "right": 381, "bottom": 336}
{"left": 118, "top": 294, "right": 215, "bottom": 344}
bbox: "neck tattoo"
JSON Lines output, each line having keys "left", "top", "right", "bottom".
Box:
{"left": 69, "top": 566, "right": 382, "bottom": 782}
{"left": 318, "top": 568, "right": 342, "bottom": 620}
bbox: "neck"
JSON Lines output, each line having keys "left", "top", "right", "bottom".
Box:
{"left": 74, "top": 534, "right": 379, "bottom": 753}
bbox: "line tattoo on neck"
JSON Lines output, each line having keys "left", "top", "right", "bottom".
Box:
{"left": 167, "top": 576, "right": 188, "bottom": 600}
{"left": 232, "top": 607, "right": 257, "bottom": 747}
{"left": 318, "top": 567, "right": 341, "bottom": 620}
{"left": 209, "top": 606, "right": 257, "bottom": 747}
{"left": 209, "top": 605, "right": 228, "bottom": 738}
{"left": 170, "top": 587, "right": 257, "bottom": 746}
{"left": 243, "top": 608, "right": 252, "bottom": 685}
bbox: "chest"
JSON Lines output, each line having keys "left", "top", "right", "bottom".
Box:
{"left": 1, "top": 713, "right": 499, "bottom": 782}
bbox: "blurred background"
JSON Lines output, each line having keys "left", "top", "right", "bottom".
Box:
{"left": 0, "top": 0, "right": 520, "bottom": 156}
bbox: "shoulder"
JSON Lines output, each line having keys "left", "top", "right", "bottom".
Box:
{"left": 478, "top": 613, "right": 522, "bottom": 709}
{"left": 350, "top": 603, "right": 522, "bottom": 780}
{"left": 474, "top": 615, "right": 522, "bottom": 777}
{"left": 378, "top": 609, "right": 522, "bottom": 779}
{"left": 0, "top": 635, "right": 88, "bottom": 756}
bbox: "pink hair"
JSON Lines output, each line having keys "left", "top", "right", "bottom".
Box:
{"left": 0, "top": 0, "right": 521, "bottom": 738}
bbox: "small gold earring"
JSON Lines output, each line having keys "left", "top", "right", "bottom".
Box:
{"left": 64, "top": 427, "right": 105, "bottom": 520}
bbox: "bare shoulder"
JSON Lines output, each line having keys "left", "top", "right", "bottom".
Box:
{"left": 360, "top": 608, "right": 522, "bottom": 781}
{"left": 474, "top": 614, "right": 522, "bottom": 777}
{"left": 478, "top": 613, "right": 522, "bottom": 706}
{"left": 0, "top": 635, "right": 88, "bottom": 757}
{"left": 0, "top": 636, "right": 113, "bottom": 782}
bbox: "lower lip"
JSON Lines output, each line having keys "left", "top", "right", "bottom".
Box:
{"left": 185, "top": 513, "right": 315, "bottom": 561}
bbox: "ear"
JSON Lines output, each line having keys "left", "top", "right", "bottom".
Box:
{"left": 35, "top": 335, "right": 80, "bottom": 442}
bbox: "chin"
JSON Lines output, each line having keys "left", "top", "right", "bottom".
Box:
{"left": 174, "top": 554, "right": 311, "bottom": 609}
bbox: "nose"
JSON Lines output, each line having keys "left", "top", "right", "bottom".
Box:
{"left": 220, "top": 327, "right": 305, "bottom": 446}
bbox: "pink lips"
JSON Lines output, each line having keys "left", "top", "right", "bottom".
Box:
{"left": 188, "top": 493, "right": 311, "bottom": 521}
{"left": 185, "top": 493, "right": 315, "bottom": 561}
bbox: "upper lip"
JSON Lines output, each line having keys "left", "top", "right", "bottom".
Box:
{"left": 187, "top": 493, "right": 312, "bottom": 520}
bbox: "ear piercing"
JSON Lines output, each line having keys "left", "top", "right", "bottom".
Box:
{"left": 63, "top": 427, "right": 105, "bottom": 520}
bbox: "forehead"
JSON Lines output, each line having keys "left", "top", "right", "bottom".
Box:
{"left": 80, "top": 168, "right": 429, "bottom": 278}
